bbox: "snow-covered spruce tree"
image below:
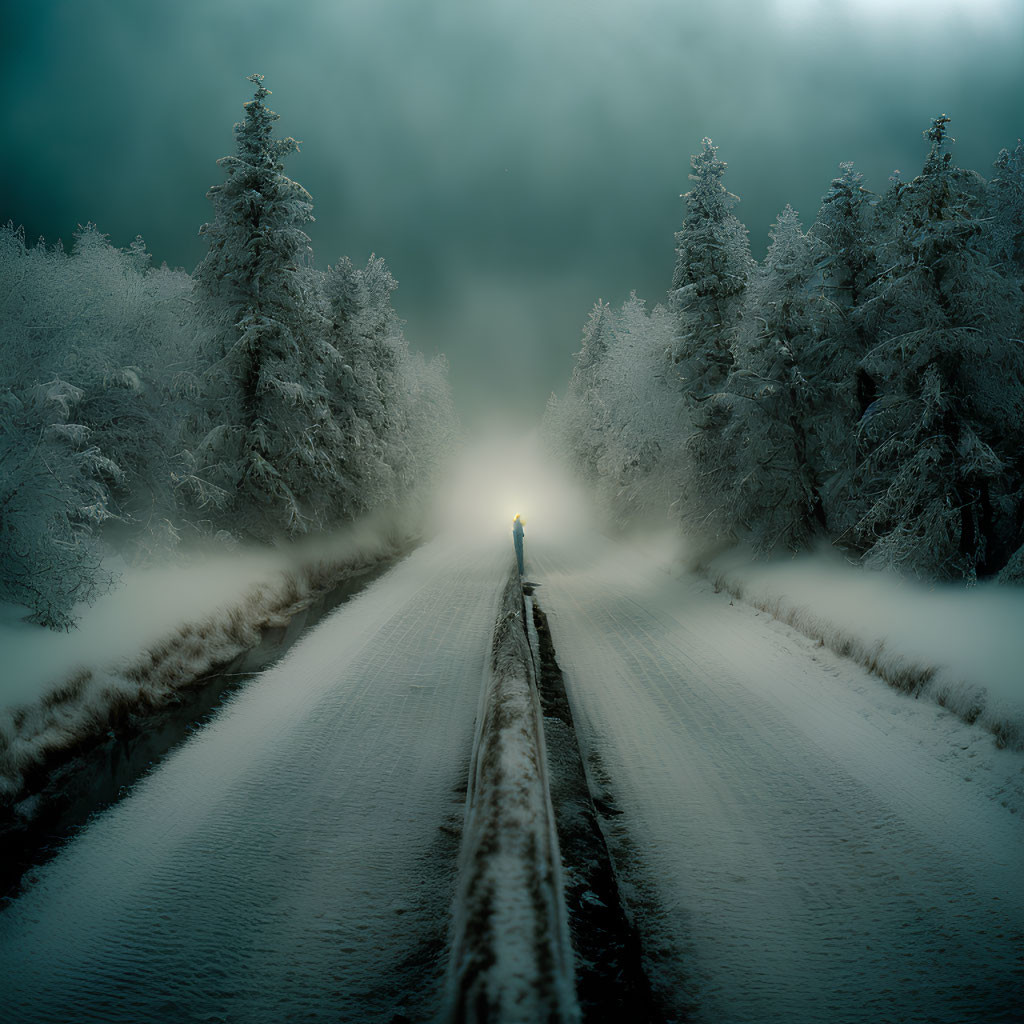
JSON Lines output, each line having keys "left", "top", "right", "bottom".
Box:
{"left": 592, "top": 294, "right": 682, "bottom": 524}
{"left": 319, "top": 255, "right": 404, "bottom": 513}
{"left": 557, "top": 300, "right": 615, "bottom": 485}
{"left": 325, "top": 253, "right": 459, "bottom": 509}
{"left": 670, "top": 137, "right": 754, "bottom": 396}
{"left": 55, "top": 226, "right": 199, "bottom": 557}
{"left": 389, "top": 349, "right": 458, "bottom": 504}
{"left": 545, "top": 294, "right": 685, "bottom": 526}
{"left": 808, "top": 162, "right": 879, "bottom": 533}
{"left": 852, "top": 116, "right": 1024, "bottom": 579}
{"left": 988, "top": 140, "right": 1024, "bottom": 340}
{"left": 669, "top": 138, "right": 754, "bottom": 539}
{"left": 192, "top": 74, "right": 341, "bottom": 539}
{"left": 0, "top": 222, "right": 70, "bottom": 387}
{"left": 989, "top": 140, "right": 1024, "bottom": 274}
{"left": 0, "top": 222, "right": 199, "bottom": 562}
{"left": 712, "top": 206, "right": 830, "bottom": 553}
{"left": 0, "top": 379, "right": 120, "bottom": 629}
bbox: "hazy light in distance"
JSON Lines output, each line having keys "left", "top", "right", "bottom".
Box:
{"left": 433, "top": 431, "right": 591, "bottom": 544}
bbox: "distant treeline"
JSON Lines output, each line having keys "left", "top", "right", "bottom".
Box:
{"left": 546, "top": 117, "right": 1024, "bottom": 584}
{"left": 0, "top": 75, "right": 457, "bottom": 629}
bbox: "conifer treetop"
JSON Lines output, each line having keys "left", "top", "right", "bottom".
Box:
{"left": 227, "top": 73, "right": 302, "bottom": 173}
{"left": 683, "top": 137, "right": 740, "bottom": 222}
{"left": 923, "top": 114, "right": 954, "bottom": 174}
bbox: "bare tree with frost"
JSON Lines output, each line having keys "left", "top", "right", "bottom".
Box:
{"left": 852, "top": 116, "right": 1024, "bottom": 579}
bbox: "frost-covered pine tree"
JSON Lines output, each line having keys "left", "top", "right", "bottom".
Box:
{"left": 988, "top": 140, "right": 1024, "bottom": 348}
{"left": 669, "top": 138, "right": 754, "bottom": 539}
{"left": 545, "top": 293, "right": 684, "bottom": 525}
{"left": 192, "top": 74, "right": 338, "bottom": 539}
{"left": 319, "top": 254, "right": 405, "bottom": 513}
{"left": 55, "top": 226, "right": 198, "bottom": 557}
{"left": 559, "top": 300, "right": 615, "bottom": 484}
{"left": 670, "top": 137, "right": 754, "bottom": 397}
{"left": 853, "top": 116, "right": 1024, "bottom": 579}
{"left": 988, "top": 140, "right": 1024, "bottom": 276}
{"left": 812, "top": 163, "right": 874, "bottom": 305}
{"left": 712, "top": 206, "right": 829, "bottom": 552}
{"left": 346, "top": 256, "right": 459, "bottom": 505}
{"left": 593, "top": 294, "right": 681, "bottom": 524}
{"left": 316, "top": 250, "right": 458, "bottom": 515}
{"left": 0, "top": 379, "right": 120, "bottom": 628}
{"left": 0, "top": 222, "right": 198, "bottom": 562}
{"left": 808, "top": 162, "right": 877, "bottom": 532}
{"left": 388, "top": 348, "right": 458, "bottom": 503}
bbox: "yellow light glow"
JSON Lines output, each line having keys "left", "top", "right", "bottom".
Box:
{"left": 432, "top": 431, "right": 589, "bottom": 544}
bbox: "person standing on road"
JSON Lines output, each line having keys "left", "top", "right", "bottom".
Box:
{"left": 512, "top": 514, "right": 525, "bottom": 576}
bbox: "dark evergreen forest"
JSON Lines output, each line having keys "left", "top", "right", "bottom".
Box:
{"left": 547, "top": 119, "right": 1024, "bottom": 585}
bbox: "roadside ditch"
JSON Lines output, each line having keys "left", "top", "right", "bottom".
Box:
{"left": 0, "top": 546, "right": 409, "bottom": 902}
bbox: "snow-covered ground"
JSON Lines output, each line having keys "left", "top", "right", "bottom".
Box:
{"left": 1, "top": 441, "right": 1022, "bottom": 1023}
{"left": 0, "top": 531, "right": 510, "bottom": 1024}
{"left": 0, "top": 549, "right": 285, "bottom": 710}
{"left": 0, "top": 514, "right": 417, "bottom": 807}
{"left": 533, "top": 528, "right": 1024, "bottom": 1023}
{"left": 0, "top": 514, "right": 409, "bottom": 712}
{"left": 702, "top": 543, "right": 1024, "bottom": 749}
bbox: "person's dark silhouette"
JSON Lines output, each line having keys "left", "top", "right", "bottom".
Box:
{"left": 512, "top": 514, "right": 525, "bottom": 576}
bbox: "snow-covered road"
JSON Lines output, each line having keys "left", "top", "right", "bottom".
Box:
{"left": 1, "top": 508, "right": 1022, "bottom": 1024}
{"left": 532, "top": 531, "right": 1024, "bottom": 1024}
{"left": 0, "top": 534, "right": 509, "bottom": 1024}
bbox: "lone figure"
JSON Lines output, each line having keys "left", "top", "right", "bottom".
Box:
{"left": 512, "top": 514, "right": 525, "bottom": 577}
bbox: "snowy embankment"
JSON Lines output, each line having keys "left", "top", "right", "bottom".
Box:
{"left": 445, "top": 574, "right": 578, "bottom": 1024}
{"left": 0, "top": 512, "right": 414, "bottom": 814}
{"left": 698, "top": 544, "right": 1024, "bottom": 751}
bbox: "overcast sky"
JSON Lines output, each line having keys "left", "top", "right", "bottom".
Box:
{"left": 2, "top": 0, "right": 1022, "bottom": 422}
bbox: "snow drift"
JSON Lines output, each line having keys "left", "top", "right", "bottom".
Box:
{"left": 699, "top": 544, "right": 1024, "bottom": 751}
